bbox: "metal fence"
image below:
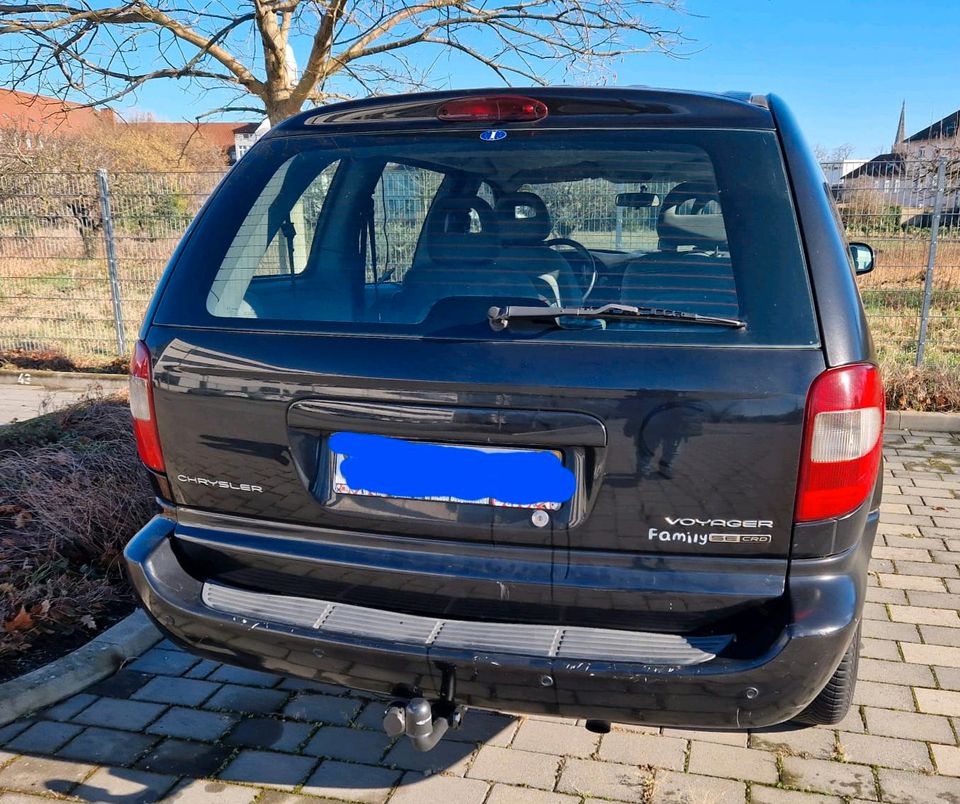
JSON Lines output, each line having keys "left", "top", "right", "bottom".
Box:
{"left": 0, "top": 159, "right": 958, "bottom": 367}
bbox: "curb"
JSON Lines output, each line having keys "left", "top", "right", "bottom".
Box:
{"left": 887, "top": 410, "right": 960, "bottom": 433}
{"left": 0, "top": 608, "right": 161, "bottom": 727}
{"left": 0, "top": 369, "right": 126, "bottom": 392}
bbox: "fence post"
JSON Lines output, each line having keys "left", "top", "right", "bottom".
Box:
{"left": 916, "top": 158, "right": 948, "bottom": 367}
{"left": 614, "top": 183, "right": 624, "bottom": 250}
{"left": 96, "top": 169, "right": 126, "bottom": 357}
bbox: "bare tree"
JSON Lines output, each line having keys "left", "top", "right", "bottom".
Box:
{"left": 813, "top": 142, "right": 856, "bottom": 164}
{"left": 0, "top": 1, "right": 687, "bottom": 125}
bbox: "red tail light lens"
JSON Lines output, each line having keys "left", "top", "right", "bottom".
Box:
{"left": 437, "top": 95, "right": 548, "bottom": 123}
{"left": 130, "top": 340, "right": 165, "bottom": 473}
{"left": 795, "top": 364, "right": 884, "bottom": 523}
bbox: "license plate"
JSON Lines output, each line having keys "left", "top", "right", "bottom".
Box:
{"left": 331, "top": 432, "right": 570, "bottom": 510}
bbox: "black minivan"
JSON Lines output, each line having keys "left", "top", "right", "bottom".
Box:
{"left": 125, "top": 87, "right": 883, "bottom": 749}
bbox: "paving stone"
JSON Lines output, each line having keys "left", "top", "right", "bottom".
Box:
{"left": 132, "top": 676, "right": 220, "bottom": 706}
{"left": 204, "top": 684, "right": 289, "bottom": 714}
{"left": 557, "top": 758, "right": 653, "bottom": 803}
{"left": 256, "top": 793, "right": 336, "bottom": 804}
{"left": 920, "top": 625, "right": 960, "bottom": 647}
{"left": 0, "top": 755, "right": 95, "bottom": 796}
{"left": 836, "top": 731, "right": 933, "bottom": 771}
{"left": 872, "top": 546, "right": 932, "bottom": 562}
{"left": 303, "top": 726, "right": 392, "bottom": 763}
{"left": 445, "top": 710, "right": 518, "bottom": 746}
{"left": 301, "top": 759, "right": 401, "bottom": 803}
{"left": 146, "top": 706, "right": 238, "bottom": 741}
{"left": 390, "top": 773, "right": 489, "bottom": 804}
{"left": 893, "top": 559, "right": 959, "bottom": 577}
{"left": 877, "top": 573, "right": 946, "bottom": 592}
{"left": 383, "top": 735, "right": 476, "bottom": 775}
{"left": 650, "top": 770, "right": 746, "bottom": 804}
{"left": 71, "top": 697, "right": 166, "bottom": 731}
{"left": 860, "top": 636, "right": 903, "bottom": 661}
{"left": 223, "top": 717, "right": 312, "bottom": 752}
{"left": 780, "top": 756, "right": 876, "bottom": 800}
{"left": 861, "top": 601, "right": 888, "bottom": 621}
{"left": 877, "top": 767, "right": 960, "bottom": 804}
{"left": 467, "top": 745, "right": 560, "bottom": 789}
{"left": 851, "top": 679, "right": 916, "bottom": 710}
{"left": 0, "top": 720, "right": 31, "bottom": 745}
{"left": 206, "top": 665, "right": 281, "bottom": 687}
{"left": 84, "top": 669, "right": 155, "bottom": 699}
{"left": 165, "top": 779, "right": 261, "bottom": 803}
{"left": 936, "top": 666, "right": 960, "bottom": 691}
{"left": 750, "top": 787, "right": 841, "bottom": 804}
{"left": 354, "top": 701, "right": 390, "bottom": 731}
{"left": 598, "top": 730, "right": 686, "bottom": 769}
{"left": 902, "top": 645, "right": 960, "bottom": 667}
{"left": 932, "top": 743, "right": 960, "bottom": 777}
{"left": 511, "top": 718, "right": 599, "bottom": 757}
{"left": 864, "top": 706, "right": 955, "bottom": 742}
{"left": 281, "top": 693, "right": 361, "bottom": 724}
{"left": 915, "top": 686, "right": 960, "bottom": 716}
{"left": 486, "top": 784, "right": 579, "bottom": 804}
{"left": 750, "top": 724, "right": 837, "bottom": 759}
{"left": 861, "top": 619, "right": 921, "bottom": 642}
{"left": 858, "top": 658, "right": 935, "bottom": 686}
{"left": 218, "top": 749, "right": 315, "bottom": 790}
{"left": 39, "top": 693, "right": 96, "bottom": 721}
{"left": 136, "top": 738, "right": 233, "bottom": 777}
{"left": 889, "top": 604, "right": 960, "bottom": 626}
{"left": 686, "top": 741, "right": 778, "bottom": 784}
{"left": 127, "top": 648, "right": 200, "bottom": 676}
{"left": 661, "top": 727, "right": 747, "bottom": 746}
{"left": 183, "top": 659, "right": 222, "bottom": 679}
{"left": 73, "top": 767, "right": 178, "bottom": 803}
{"left": 865, "top": 586, "right": 908, "bottom": 604}
{"left": 57, "top": 726, "right": 157, "bottom": 766}
{"left": 5, "top": 721, "right": 83, "bottom": 754}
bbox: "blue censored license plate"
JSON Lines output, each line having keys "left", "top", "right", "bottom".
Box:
{"left": 330, "top": 431, "right": 574, "bottom": 510}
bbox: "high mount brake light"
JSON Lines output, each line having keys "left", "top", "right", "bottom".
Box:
{"left": 436, "top": 95, "right": 548, "bottom": 123}
{"left": 795, "top": 364, "right": 884, "bottom": 523}
{"left": 130, "top": 339, "right": 165, "bottom": 473}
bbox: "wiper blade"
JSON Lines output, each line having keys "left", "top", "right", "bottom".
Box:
{"left": 488, "top": 303, "right": 745, "bottom": 331}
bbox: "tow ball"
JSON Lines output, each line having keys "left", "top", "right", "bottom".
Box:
{"left": 382, "top": 666, "right": 466, "bottom": 752}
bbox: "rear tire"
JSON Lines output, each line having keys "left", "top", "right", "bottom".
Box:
{"left": 792, "top": 623, "right": 861, "bottom": 726}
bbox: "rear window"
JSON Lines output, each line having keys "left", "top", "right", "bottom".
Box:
{"left": 156, "top": 128, "right": 818, "bottom": 347}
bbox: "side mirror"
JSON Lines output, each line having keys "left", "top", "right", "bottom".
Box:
{"left": 616, "top": 192, "right": 661, "bottom": 209}
{"left": 849, "top": 242, "right": 874, "bottom": 275}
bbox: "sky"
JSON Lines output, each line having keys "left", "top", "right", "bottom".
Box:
{"left": 105, "top": 0, "right": 959, "bottom": 159}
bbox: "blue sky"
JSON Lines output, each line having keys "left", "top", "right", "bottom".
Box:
{"left": 112, "top": 0, "right": 957, "bottom": 159}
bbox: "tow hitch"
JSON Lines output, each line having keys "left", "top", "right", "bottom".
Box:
{"left": 382, "top": 666, "right": 467, "bottom": 752}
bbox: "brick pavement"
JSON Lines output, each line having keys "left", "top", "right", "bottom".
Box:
{"left": 1, "top": 427, "right": 959, "bottom": 803}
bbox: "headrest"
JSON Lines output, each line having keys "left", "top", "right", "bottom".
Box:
{"left": 425, "top": 196, "right": 501, "bottom": 264}
{"left": 657, "top": 181, "right": 727, "bottom": 251}
{"left": 495, "top": 192, "right": 552, "bottom": 244}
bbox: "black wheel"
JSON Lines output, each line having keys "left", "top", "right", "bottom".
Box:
{"left": 793, "top": 623, "right": 861, "bottom": 726}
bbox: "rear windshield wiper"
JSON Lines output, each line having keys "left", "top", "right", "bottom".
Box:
{"left": 488, "top": 303, "right": 745, "bottom": 331}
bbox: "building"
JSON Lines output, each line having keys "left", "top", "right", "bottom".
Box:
{"left": 0, "top": 88, "right": 114, "bottom": 148}
{"left": 0, "top": 89, "right": 262, "bottom": 163}
{"left": 839, "top": 102, "right": 960, "bottom": 216}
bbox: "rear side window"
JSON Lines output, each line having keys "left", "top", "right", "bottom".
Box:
{"left": 159, "top": 128, "right": 818, "bottom": 347}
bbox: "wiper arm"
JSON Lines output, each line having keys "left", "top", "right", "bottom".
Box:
{"left": 488, "top": 303, "right": 745, "bottom": 331}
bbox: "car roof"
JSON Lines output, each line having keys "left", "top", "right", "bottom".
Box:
{"left": 269, "top": 87, "right": 774, "bottom": 138}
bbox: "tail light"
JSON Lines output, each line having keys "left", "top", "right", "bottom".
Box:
{"left": 437, "top": 95, "right": 548, "bottom": 123}
{"left": 795, "top": 364, "right": 884, "bottom": 522}
{"left": 130, "top": 339, "right": 165, "bottom": 473}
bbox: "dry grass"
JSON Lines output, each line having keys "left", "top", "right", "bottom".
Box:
{"left": 882, "top": 360, "right": 960, "bottom": 412}
{"left": 0, "top": 393, "right": 155, "bottom": 666}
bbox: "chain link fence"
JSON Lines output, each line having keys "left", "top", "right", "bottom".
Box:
{"left": 0, "top": 160, "right": 958, "bottom": 367}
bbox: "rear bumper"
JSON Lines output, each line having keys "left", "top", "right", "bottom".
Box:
{"left": 125, "top": 511, "right": 877, "bottom": 729}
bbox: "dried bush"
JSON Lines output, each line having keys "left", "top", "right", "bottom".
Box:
{"left": 0, "top": 393, "right": 155, "bottom": 660}
{"left": 0, "top": 347, "right": 127, "bottom": 374}
{"left": 882, "top": 361, "right": 960, "bottom": 412}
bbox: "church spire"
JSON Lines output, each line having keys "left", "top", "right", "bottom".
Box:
{"left": 894, "top": 100, "right": 906, "bottom": 149}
